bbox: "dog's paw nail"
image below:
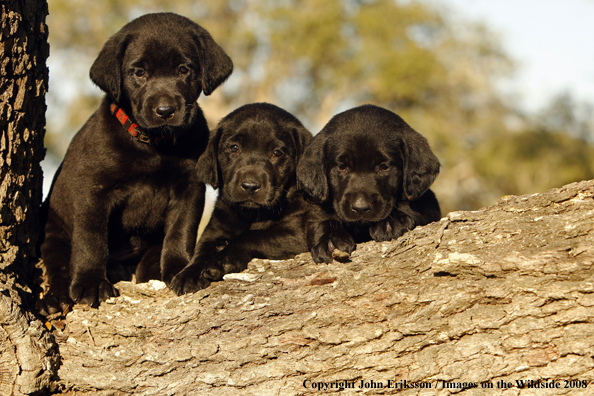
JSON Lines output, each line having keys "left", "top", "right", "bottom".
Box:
{"left": 203, "top": 267, "right": 224, "bottom": 281}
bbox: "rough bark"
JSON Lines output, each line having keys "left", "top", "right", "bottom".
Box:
{"left": 48, "top": 179, "right": 594, "bottom": 395}
{"left": 1, "top": 1, "right": 58, "bottom": 395}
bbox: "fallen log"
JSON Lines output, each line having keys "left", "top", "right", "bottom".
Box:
{"left": 51, "top": 179, "right": 594, "bottom": 395}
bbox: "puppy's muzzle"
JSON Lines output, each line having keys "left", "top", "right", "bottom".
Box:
{"left": 228, "top": 163, "right": 276, "bottom": 205}
{"left": 351, "top": 195, "right": 372, "bottom": 215}
{"left": 341, "top": 191, "right": 386, "bottom": 222}
{"left": 156, "top": 105, "right": 176, "bottom": 120}
{"left": 241, "top": 179, "right": 261, "bottom": 194}
{"left": 140, "top": 91, "right": 186, "bottom": 128}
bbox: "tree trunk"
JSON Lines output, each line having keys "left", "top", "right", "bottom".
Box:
{"left": 48, "top": 179, "right": 594, "bottom": 395}
{"left": 1, "top": 1, "right": 58, "bottom": 395}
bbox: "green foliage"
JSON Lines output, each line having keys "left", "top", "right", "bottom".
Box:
{"left": 474, "top": 94, "right": 594, "bottom": 197}
{"left": 45, "top": 0, "right": 594, "bottom": 212}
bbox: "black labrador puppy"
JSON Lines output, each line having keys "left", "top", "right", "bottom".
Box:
{"left": 170, "top": 103, "right": 313, "bottom": 295}
{"left": 297, "top": 104, "right": 441, "bottom": 263}
{"left": 40, "top": 13, "right": 233, "bottom": 312}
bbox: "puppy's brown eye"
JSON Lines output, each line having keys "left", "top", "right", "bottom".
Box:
{"left": 338, "top": 163, "right": 347, "bottom": 171}
{"left": 229, "top": 144, "right": 239, "bottom": 153}
{"left": 379, "top": 163, "right": 389, "bottom": 171}
{"left": 272, "top": 149, "right": 284, "bottom": 157}
{"left": 135, "top": 69, "right": 146, "bottom": 77}
{"left": 179, "top": 65, "right": 190, "bottom": 75}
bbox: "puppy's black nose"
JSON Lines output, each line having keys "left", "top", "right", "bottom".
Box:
{"left": 241, "top": 180, "right": 261, "bottom": 194}
{"left": 156, "top": 106, "right": 176, "bottom": 119}
{"left": 351, "top": 197, "right": 371, "bottom": 214}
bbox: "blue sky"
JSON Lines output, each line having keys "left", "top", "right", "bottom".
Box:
{"left": 445, "top": 0, "right": 594, "bottom": 112}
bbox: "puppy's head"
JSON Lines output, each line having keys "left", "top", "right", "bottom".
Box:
{"left": 297, "top": 104, "right": 439, "bottom": 223}
{"left": 90, "top": 13, "right": 233, "bottom": 132}
{"left": 197, "top": 103, "right": 312, "bottom": 210}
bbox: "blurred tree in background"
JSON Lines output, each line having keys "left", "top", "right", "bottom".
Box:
{"left": 45, "top": 0, "right": 594, "bottom": 213}
{"left": 474, "top": 93, "right": 594, "bottom": 199}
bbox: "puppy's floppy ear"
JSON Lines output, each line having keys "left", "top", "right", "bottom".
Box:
{"left": 192, "top": 26, "right": 233, "bottom": 96}
{"left": 296, "top": 134, "right": 329, "bottom": 202}
{"left": 196, "top": 127, "right": 223, "bottom": 189}
{"left": 292, "top": 125, "right": 313, "bottom": 161}
{"left": 400, "top": 130, "right": 440, "bottom": 201}
{"left": 90, "top": 33, "right": 129, "bottom": 102}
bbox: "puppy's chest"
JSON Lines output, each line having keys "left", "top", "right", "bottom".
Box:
{"left": 247, "top": 219, "right": 277, "bottom": 231}
{"left": 242, "top": 198, "right": 307, "bottom": 232}
{"left": 112, "top": 158, "right": 197, "bottom": 231}
{"left": 116, "top": 181, "right": 172, "bottom": 230}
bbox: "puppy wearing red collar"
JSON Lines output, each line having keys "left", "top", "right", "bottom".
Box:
{"left": 40, "top": 13, "right": 232, "bottom": 312}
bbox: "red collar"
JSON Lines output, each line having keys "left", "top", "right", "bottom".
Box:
{"left": 110, "top": 103, "right": 175, "bottom": 145}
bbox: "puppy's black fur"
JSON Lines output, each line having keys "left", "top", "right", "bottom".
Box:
{"left": 170, "top": 103, "right": 314, "bottom": 295}
{"left": 40, "top": 13, "right": 233, "bottom": 312}
{"left": 297, "top": 104, "right": 441, "bottom": 263}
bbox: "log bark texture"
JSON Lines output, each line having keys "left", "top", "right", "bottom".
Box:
{"left": 50, "top": 179, "right": 594, "bottom": 395}
{"left": 0, "top": 1, "right": 58, "bottom": 395}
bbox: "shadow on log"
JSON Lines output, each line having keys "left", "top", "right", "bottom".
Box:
{"left": 51, "top": 180, "right": 594, "bottom": 395}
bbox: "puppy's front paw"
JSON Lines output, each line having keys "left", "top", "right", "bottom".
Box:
{"left": 218, "top": 251, "right": 250, "bottom": 275}
{"left": 369, "top": 216, "right": 413, "bottom": 242}
{"left": 170, "top": 267, "right": 212, "bottom": 296}
{"left": 161, "top": 255, "right": 193, "bottom": 285}
{"left": 39, "top": 288, "right": 73, "bottom": 316}
{"left": 311, "top": 231, "right": 355, "bottom": 264}
{"left": 70, "top": 278, "right": 119, "bottom": 308}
